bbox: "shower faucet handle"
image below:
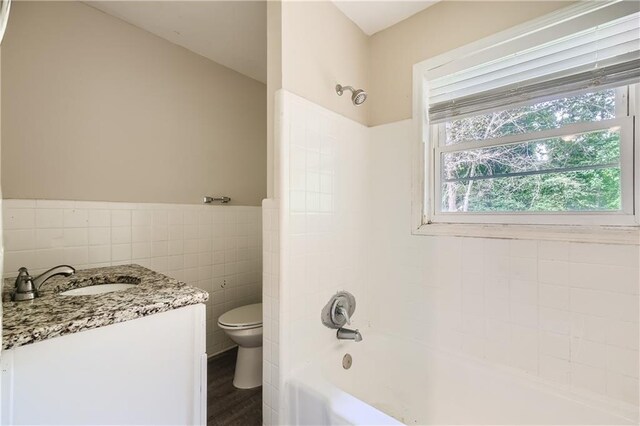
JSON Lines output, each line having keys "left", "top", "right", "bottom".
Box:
{"left": 321, "top": 291, "right": 356, "bottom": 329}
{"left": 335, "top": 305, "right": 351, "bottom": 325}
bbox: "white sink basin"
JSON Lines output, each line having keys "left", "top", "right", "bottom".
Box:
{"left": 60, "top": 283, "right": 137, "bottom": 296}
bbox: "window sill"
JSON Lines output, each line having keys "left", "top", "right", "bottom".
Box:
{"left": 412, "top": 222, "right": 640, "bottom": 245}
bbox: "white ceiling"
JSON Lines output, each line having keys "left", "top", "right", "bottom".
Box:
{"left": 88, "top": 1, "right": 267, "bottom": 83}
{"left": 333, "top": 0, "right": 439, "bottom": 35}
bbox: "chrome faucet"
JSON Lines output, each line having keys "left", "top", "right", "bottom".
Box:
{"left": 334, "top": 306, "right": 363, "bottom": 341}
{"left": 320, "top": 291, "right": 363, "bottom": 342}
{"left": 12, "top": 265, "right": 76, "bottom": 301}
{"left": 337, "top": 328, "right": 362, "bottom": 342}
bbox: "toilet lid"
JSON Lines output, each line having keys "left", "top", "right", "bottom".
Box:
{"left": 218, "top": 303, "right": 262, "bottom": 328}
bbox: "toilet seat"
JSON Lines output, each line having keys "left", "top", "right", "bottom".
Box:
{"left": 218, "top": 303, "right": 262, "bottom": 329}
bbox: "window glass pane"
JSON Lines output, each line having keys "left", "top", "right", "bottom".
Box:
{"left": 444, "top": 89, "right": 616, "bottom": 146}
{"left": 443, "top": 129, "right": 620, "bottom": 180}
{"left": 440, "top": 128, "right": 621, "bottom": 212}
{"left": 441, "top": 169, "right": 621, "bottom": 213}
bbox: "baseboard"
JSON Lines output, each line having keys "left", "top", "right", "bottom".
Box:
{"left": 207, "top": 345, "right": 238, "bottom": 359}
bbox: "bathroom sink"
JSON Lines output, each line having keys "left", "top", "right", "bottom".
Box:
{"left": 60, "top": 283, "right": 137, "bottom": 296}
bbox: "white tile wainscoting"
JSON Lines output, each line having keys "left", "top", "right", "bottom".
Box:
{"left": 262, "top": 198, "right": 280, "bottom": 426}
{"left": 2, "top": 199, "right": 262, "bottom": 356}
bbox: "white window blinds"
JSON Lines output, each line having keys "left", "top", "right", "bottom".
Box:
{"left": 427, "top": 4, "right": 640, "bottom": 123}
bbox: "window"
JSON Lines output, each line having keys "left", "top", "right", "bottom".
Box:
{"left": 414, "top": 2, "right": 640, "bottom": 230}
{"left": 434, "top": 86, "right": 634, "bottom": 222}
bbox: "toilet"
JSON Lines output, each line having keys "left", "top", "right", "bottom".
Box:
{"left": 218, "top": 303, "right": 263, "bottom": 389}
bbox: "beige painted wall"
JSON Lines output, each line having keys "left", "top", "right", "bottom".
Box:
{"left": 369, "top": 1, "right": 570, "bottom": 126}
{"left": 267, "top": 0, "right": 283, "bottom": 198}
{"left": 1, "top": 1, "right": 266, "bottom": 206}
{"left": 273, "top": 1, "right": 570, "bottom": 127}
{"left": 281, "top": 0, "right": 369, "bottom": 126}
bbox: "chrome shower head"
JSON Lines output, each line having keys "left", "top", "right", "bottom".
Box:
{"left": 352, "top": 89, "right": 367, "bottom": 106}
{"left": 336, "top": 84, "right": 367, "bottom": 106}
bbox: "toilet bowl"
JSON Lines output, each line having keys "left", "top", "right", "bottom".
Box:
{"left": 218, "top": 303, "right": 263, "bottom": 389}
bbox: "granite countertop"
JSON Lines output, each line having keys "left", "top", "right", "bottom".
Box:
{"left": 2, "top": 264, "right": 208, "bottom": 350}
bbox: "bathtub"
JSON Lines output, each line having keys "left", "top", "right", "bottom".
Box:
{"left": 289, "top": 331, "right": 637, "bottom": 425}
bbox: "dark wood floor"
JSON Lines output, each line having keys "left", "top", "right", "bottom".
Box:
{"left": 208, "top": 347, "right": 262, "bottom": 426}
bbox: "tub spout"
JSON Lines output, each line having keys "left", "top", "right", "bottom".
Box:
{"left": 337, "top": 327, "right": 362, "bottom": 342}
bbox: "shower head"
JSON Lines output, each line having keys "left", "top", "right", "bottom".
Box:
{"left": 336, "top": 84, "right": 367, "bottom": 106}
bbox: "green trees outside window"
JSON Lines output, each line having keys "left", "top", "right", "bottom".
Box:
{"left": 440, "top": 89, "right": 622, "bottom": 213}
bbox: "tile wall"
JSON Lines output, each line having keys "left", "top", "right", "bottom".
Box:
{"left": 269, "top": 90, "right": 372, "bottom": 424}
{"left": 2, "top": 199, "right": 262, "bottom": 356}
{"left": 370, "top": 120, "right": 640, "bottom": 407}
{"left": 267, "top": 95, "right": 639, "bottom": 424}
{"left": 262, "top": 198, "right": 280, "bottom": 426}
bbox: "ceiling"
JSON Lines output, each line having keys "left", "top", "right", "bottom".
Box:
{"left": 87, "top": 1, "right": 438, "bottom": 84}
{"left": 333, "top": 0, "right": 440, "bottom": 36}
{"left": 88, "top": 1, "right": 267, "bottom": 83}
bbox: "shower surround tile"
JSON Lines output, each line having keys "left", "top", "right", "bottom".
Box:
{"left": 369, "top": 119, "right": 640, "bottom": 409}
{"left": 269, "top": 90, "right": 371, "bottom": 425}
{"left": 267, "top": 92, "right": 640, "bottom": 425}
{"left": 2, "top": 199, "right": 262, "bottom": 356}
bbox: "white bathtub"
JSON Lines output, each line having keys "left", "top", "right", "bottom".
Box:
{"left": 289, "top": 332, "right": 637, "bottom": 425}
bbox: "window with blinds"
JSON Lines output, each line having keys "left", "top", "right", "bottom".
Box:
{"left": 420, "top": 3, "right": 639, "bottom": 226}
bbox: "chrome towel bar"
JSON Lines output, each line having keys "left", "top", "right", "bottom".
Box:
{"left": 203, "top": 196, "right": 231, "bottom": 204}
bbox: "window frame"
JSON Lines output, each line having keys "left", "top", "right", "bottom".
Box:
{"left": 411, "top": 3, "right": 640, "bottom": 244}
{"left": 430, "top": 87, "right": 635, "bottom": 226}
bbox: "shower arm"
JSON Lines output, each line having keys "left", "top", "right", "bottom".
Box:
{"left": 336, "top": 84, "right": 355, "bottom": 96}
{"left": 0, "top": 0, "right": 12, "bottom": 45}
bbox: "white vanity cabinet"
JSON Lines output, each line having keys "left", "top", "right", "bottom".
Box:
{"left": 1, "top": 304, "right": 207, "bottom": 425}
